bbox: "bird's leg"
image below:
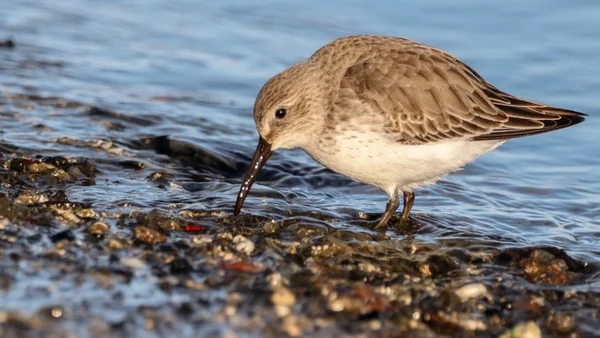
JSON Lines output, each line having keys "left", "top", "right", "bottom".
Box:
{"left": 400, "top": 191, "right": 415, "bottom": 221}
{"left": 372, "top": 193, "right": 400, "bottom": 229}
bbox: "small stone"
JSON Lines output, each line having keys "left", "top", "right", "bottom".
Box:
{"left": 546, "top": 312, "right": 574, "bottom": 335}
{"left": 75, "top": 207, "right": 98, "bottom": 219}
{"left": 50, "top": 230, "right": 75, "bottom": 243}
{"left": 15, "top": 191, "right": 49, "bottom": 205}
{"left": 267, "top": 272, "right": 286, "bottom": 287}
{"left": 0, "top": 39, "right": 15, "bottom": 48}
{"left": 121, "top": 257, "right": 147, "bottom": 269}
{"left": 108, "top": 238, "right": 123, "bottom": 250}
{"left": 51, "top": 169, "right": 71, "bottom": 181}
{"left": 134, "top": 225, "right": 167, "bottom": 244}
{"left": 67, "top": 166, "right": 86, "bottom": 179}
{"left": 271, "top": 287, "right": 296, "bottom": 307}
{"left": 87, "top": 222, "right": 109, "bottom": 238}
{"left": 425, "top": 255, "right": 458, "bottom": 276}
{"left": 27, "top": 161, "right": 55, "bottom": 174}
{"left": 42, "top": 156, "right": 69, "bottom": 168}
{"left": 233, "top": 235, "right": 255, "bottom": 255}
{"left": 282, "top": 316, "right": 302, "bottom": 337}
{"left": 275, "top": 305, "right": 291, "bottom": 317}
{"left": 500, "top": 321, "right": 541, "bottom": 338}
{"left": 454, "top": 283, "right": 488, "bottom": 302}
{"left": 170, "top": 258, "right": 193, "bottom": 274}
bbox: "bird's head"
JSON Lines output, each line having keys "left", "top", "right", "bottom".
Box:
{"left": 234, "top": 61, "right": 326, "bottom": 215}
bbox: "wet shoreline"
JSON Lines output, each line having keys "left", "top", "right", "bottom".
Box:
{"left": 2, "top": 0, "right": 600, "bottom": 336}
{"left": 1, "top": 92, "right": 598, "bottom": 336}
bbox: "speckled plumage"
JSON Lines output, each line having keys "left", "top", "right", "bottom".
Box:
{"left": 235, "top": 35, "right": 586, "bottom": 228}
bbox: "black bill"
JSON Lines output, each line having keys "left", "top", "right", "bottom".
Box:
{"left": 234, "top": 137, "right": 273, "bottom": 215}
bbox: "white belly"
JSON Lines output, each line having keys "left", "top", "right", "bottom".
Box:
{"left": 305, "top": 131, "right": 504, "bottom": 196}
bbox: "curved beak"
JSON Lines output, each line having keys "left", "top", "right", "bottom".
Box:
{"left": 234, "top": 137, "right": 273, "bottom": 215}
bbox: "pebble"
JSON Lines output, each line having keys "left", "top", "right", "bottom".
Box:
{"left": 87, "top": 221, "right": 109, "bottom": 238}
{"left": 272, "top": 286, "right": 296, "bottom": 318}
{"left": 15, "top": 191, "right": 49, "bottom": 205}
{"left": 134, "top": 225, "right": 167, "bottom": 244}
{"left": 121, "top": 257, "right": 147, "bottom": 269}
{"left": 454, "top": 283, "right": 488, "bottom": 302}
{"left": 500, "top": 321, "right": 541, "bottom": 338}
{"left": 50, "top": 230, "right": 75, "bottom": 243}
{"left": 232, "top": 235, "right": 255, "bottom": 255}
{"left": 282, "top": 316, "right": 302, "bottom": 337}
{"left": 0, "top": 39, "right": 15, "bottom": 48}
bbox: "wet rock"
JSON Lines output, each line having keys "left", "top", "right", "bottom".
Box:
{"left": 454, "top": 283, "right": 488, "bottom": 302}
{"left": 176, "top": 302, "right": 194, "bottom": 317}
{"left": 220, "top": 260, "right": 265, "bottom": 273}
{"left": 86, "top": 106, "right": 155, "bottom": 126}
{"left": 289, "top": 270, "right": 315, "bottom": 288}
{"left": 545, "top": 312, "right": 574, "bottom": 335}
{"left": 42, "top": 156, "right": 69, "bottom": 168}
{"left": 75, "top": 207, "right": 98, "bottom": 219}
{"left": 0, "top": 39, "right": 15, "bottom": 48}
{"left": 108, "top": 238, "right": 124, "bottom": 250}
{"left": 511, "top": 294, "right": 545, "bottom": 321}
{"left": 8, "top": 158, "right": 55, "bottom": 174}
{"left": 119, "top": 160, "right": 146, "bottom": 170}
{"left": 518, "top": 249, "right": 575, "bottom": 285}
{"left": 169, "top": 257, "right": 194, "bottom": 274}
{"left": 121, "top": 257, "right": 147, "bottom": 269}
{"left": 49, "top": 190, "right": 69, "bottom": 203}
{"left": 420, "top": 255, "right": 459, "bottom": 277}
{"left": 136, "top": 136, "right": 237, "bottom": 175}
{"left": 50, "top": 206, "right": 84, "bottom": 224}
{"left": 147, "top": 172, "right": 171, "bottom": 182}
{"left": 282, "top": 316, "right": 302, "bottom": 337}
{"left": 15, "top": 191, "right": 49, "bottom": 205}
{"left": 233, "top": 234, "right": 255, "bottom": 255}
{"left": 134, "top": 225, "right": 167, "bottom": 244}
{"left": 271, "top": 286, "right": 296, "bottom": 317}
{"left": 71, "top": 159, "right": 97, "bottom": 177}
{"left": 135, "top": 211, "right": 182, "bottom": 232}
{"left": 271, "top": 286, "right": 296, "bottom": 307}
{"left": 51, "top": 169, "right": 71, "bottom": 181}
{"left": 500, "top": 321, "right": 541, "bottom": 338}
{"left": 50, "top": 230, "right": 75, "bottom": 243}
{"left": 87, "top": 221, "right": 109, "bottom": 238}
{"left": 37, "top": 306, "right": 67, "bottom": 320}
{"left": 67, "top": 166, "right": 87, "bottom": 179}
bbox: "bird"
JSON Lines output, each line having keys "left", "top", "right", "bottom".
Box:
{"left": 233, "top": 34, "right": 586, "bottom": 229}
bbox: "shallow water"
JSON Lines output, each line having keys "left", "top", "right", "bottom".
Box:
{"left": 1, "top": 0, "right": 600, "bottom": 337}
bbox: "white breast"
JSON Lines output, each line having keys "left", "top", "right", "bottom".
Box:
{"left": 305, "top": 131, "right": 504, "bottom": 197}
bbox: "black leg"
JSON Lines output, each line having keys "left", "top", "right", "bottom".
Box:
{"left": 400, "top": 191, "right": 415, "bottom": 221}
{"left": 373, "top": 194, "right": 400, "bottom": 229}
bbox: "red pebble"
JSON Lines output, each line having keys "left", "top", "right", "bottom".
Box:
{"left": 185, "top": 224, "right": 205, "bottom": 232}
{"left": 220, "top": 260, "right": 264, "bottom": 273}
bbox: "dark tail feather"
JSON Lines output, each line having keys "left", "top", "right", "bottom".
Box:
{"left": 473, "top": 89, "right": 587, "bottom": 141}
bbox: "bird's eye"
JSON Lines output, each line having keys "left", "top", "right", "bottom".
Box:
{"left": 275, "top": 108, "right": 287, "bottom": 119}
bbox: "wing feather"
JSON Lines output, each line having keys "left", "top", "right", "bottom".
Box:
{"left": 334, "top": 40, "right": 586, "bottom": 144}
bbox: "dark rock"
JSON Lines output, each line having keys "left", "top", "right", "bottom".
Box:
{"left": 0, "top": 39, "right": 15, "bottom": 48}
{"left": 170, "top": 257, "right": 194, "bottom": 274}
{"left": 176, "top": 302, "right": 194, "bottom": 317}
{"left": 425, "top": 255, "right": 459, "bottom": 277}
{"left": 50, "top": 230, "right": 75, "bottom": 243}
{"left": 42, "top": 156, "right": 69, "bottom": 168}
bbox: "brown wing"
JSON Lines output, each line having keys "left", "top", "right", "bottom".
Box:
{"left": 336, "top": 43, "right": 586, "bottom": 144}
